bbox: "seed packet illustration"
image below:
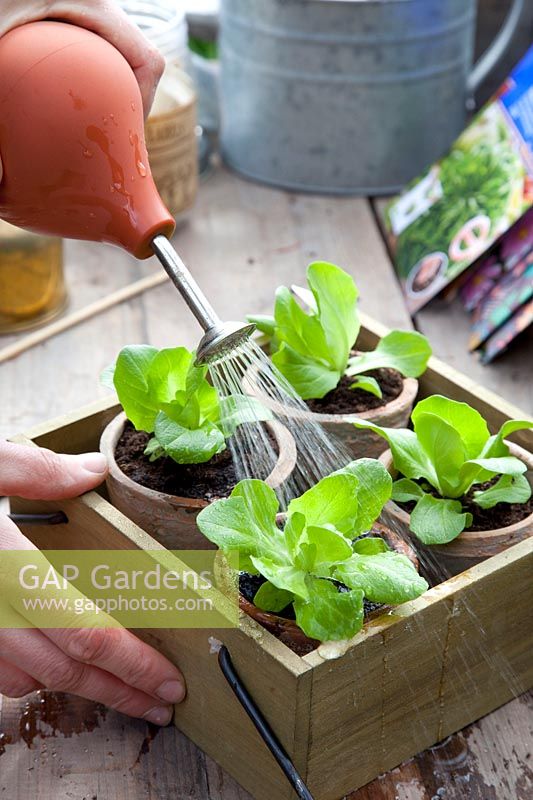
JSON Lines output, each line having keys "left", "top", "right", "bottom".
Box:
{"left": 500, "top": 206, "right": 533, "bottom": 268}
{"left": 386, "top": 46, "right": 533, "bottom": 314}
{"left": 479, "top": 298, "right": 533, "bottom": 363}
{"left": 469, "top": 252, "right": 533, "bottom": 350}
{"left": 459, "top": 254, "right": 504, "bottom": 311}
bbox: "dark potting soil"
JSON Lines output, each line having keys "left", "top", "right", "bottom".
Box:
{"left": 115, "top": 421, "right": 276, "bottom": 502}
{"left": 305, "top": 370, "right": 403, "bottom": 415}
{"left": 397, "top": 478, "right": 533, "bottom": 532}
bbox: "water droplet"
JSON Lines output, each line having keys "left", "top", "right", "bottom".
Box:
{"left": 131, "top": 102, "right": 136, "bottom": 111}
{"left": 317, "top": 639, "right": 352, "bottom": 660}
{"left": 136, "top": 160, "right": 147, "bottom": 177}
{"left": 89, "top": 212, "right": 96, "bottom": 219}
{"left": 208, "top": 636, "right": 223, "bottom": 654}
{"left": 102, "top": 116, "right": 108, "bottom": 124}
{"left": 129, "top": 131, "right": 134, "bottom": 145}
{"left": 113, "top": 181, "right": 122, "bottom": 191}
{"left": 82, "top": 148, "right": 93, "bottom": 159}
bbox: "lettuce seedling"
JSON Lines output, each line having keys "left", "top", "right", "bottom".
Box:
{"left": 352, "top": 395, "right": 533, "bottom": 545}
{"left": 103, "top": 345, "right": 270, "bottom": 465}
{"left": 247, "top": 261, "right": 432, "bottom": 400}
{"left": 196, "top": 459, "right": 428, "bottom": 641}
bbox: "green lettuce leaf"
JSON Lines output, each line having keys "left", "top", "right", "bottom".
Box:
{"left": 346, "top": 330, "right": 431, "bottom": 380}
{"left": 349, "top": 376, "right": 382, "bottom": 398}
{"left": 295, "top": 525, "right": 353, "bottom": 574}
{"left": 391, "top": 478, "right": 424, "bottom": 503}
{"left": 481, "top": 419, "right": 533, "bottom": 459}
{"left": 253, "top": 581, "right": 294, "bottom": 612}
{"left": 294, "top": 579, "right": 365, "bottom": 641}
{"left": 245, "top": 314, "right": 276, "bottom": 338}
{"left": 352, "top": 537, "right": 389, "bottom": 555}
{"left": 353, "top": 395, "right": 532, "bottom": 545}
{"left": 336, "top": 459, "right": 392, "bottom": 532}
{"left": 196, "top": 480, "right": 284, "bottom": 560}
{"left": 307, "top": 261, "right": 360, "bottom": 373}
{"left": 250, "top": 557, "right": 309, "bottom": 601}
{"left": 409, "top": 493, "right": 473, "bottom": 544}
{"left": 287, "top": 473, "right": 360, "bottom": 536}
{"left": 473, "top": 473, "right": 532, "bottom": 509}
{"left": 413, "top": 412, "right": 465, "bottom": 497}
{"left": 336, "top": 552, "right": 428, "bottom": 604}
{"left": 272, "top": 342, "right": 340, "bottom": 400}
{"left": 411, "top": 395, "right": 489, "bottom": 459}
{"left": 153, "top": 413, "right": 225, "bottom": 464}
{"left": 112, "top": 345, "right": 159, "bottom": 431}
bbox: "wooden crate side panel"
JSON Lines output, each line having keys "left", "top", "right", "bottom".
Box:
{"left": 141, "top": 626, "right": 313, "bottom": 800}
{"left": 437, "top": 541, "right": 533, "bottom": 740}
{"left": 305, "top": 539, "right": 533, "bottom": 799}
{"left": 304, "top": 597, "right": 452, "bottom": 800}
{"left": 11, "top": 493, "right": 313, "bottom": 800}
{"left": 20, "top": 397, "right": 120, "bottom": 454}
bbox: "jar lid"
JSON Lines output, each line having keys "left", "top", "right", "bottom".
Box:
{"left": 119, "top": 1, "right": 188, "bottom": 64}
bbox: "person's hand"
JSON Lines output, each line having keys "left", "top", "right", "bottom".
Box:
{"left": 0, "top": 0, "right": 165, "bottom": 183}
{"left": 0, "top": 440, "right": 186, "bottom": 725}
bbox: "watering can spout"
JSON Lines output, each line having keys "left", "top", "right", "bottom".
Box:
{"left": 150, "top": 235, "right": 255, "bottom": 365}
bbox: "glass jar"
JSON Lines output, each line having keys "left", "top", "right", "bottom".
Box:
{"left": 0, "top": 219, "right": 66, "bottom": 333}
{"left": 121, "top": 1, "right": 199, "bottom": 220}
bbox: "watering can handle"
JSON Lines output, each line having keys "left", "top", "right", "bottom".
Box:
{"left": 467, "top": 0, "right": 526, "bottom": 95}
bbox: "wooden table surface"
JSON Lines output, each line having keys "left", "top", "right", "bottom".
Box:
{"left": 0, "top": 167, "right": 531, "bottom": 799}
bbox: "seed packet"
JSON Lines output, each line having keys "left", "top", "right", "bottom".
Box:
{"left": 386, "top": 46, "right": 533, "bottom": 314}
{"left": 468, "top": 250, "right": 533, "bottom": 350}
{"left": 499, "top": 206, "right": 533, "bottom": 268}
{"left": 458, "top": 207, "right": 533, "bottom": 311}
{"left": 478, "top": 298, "right": 533, "bottom": 363}
{"left": 458, "top": 254, "right": 504, "bottom": 312}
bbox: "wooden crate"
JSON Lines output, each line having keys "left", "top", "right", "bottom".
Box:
{"left": 9, "top": 314, "right": 533, "bottom": 800}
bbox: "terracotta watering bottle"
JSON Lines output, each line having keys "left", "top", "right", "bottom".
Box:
{"left": 0, "top": 21, "right": 175, "bottom": 259}
{"left": 0, "top": 20, "right": 254, "bottom": 363}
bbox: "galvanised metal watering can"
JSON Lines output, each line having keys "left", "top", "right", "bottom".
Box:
{"left": 219, "top": 0, "right": 527, "bottom": 194}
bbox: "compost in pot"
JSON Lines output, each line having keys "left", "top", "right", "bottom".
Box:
{"left": 306, "top": 370, "right": 404, "bottom": 415}
{"left": 116, "top": 420, "right": 276, "bottom": 502}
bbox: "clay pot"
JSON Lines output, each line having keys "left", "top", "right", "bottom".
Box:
{"left": 240, "top": 522, "right": 419, "bottom": 656}
{"left": 243, "top": 350, "right": 418, "bottom": 459}
{"left": 100, "top": 412, "right": 297, "bottom": 549}
{"left": 379, "top": 443, "right": 533, "bottom": 577}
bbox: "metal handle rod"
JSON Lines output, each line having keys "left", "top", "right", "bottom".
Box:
{"left": 218, "top": 646, "right": 315, "bottom": 800}
{"left": 151, "top": 235, "right": 222, "bottom": 333}
{"left": 8, "top": 512, "right": 68, "bottom": 525}
{"left": 467, "top": 0, "right": 525, "bottom": 95}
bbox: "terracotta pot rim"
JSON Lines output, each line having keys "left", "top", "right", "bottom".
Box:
{"left": 379, "top": 444, "right": 533, "bottom": 544}
{"left": 100, "top": 411, "right": 297, "bottom": 511}
{"left": 244, "top": 350, "right": 418, "bottom": 425}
